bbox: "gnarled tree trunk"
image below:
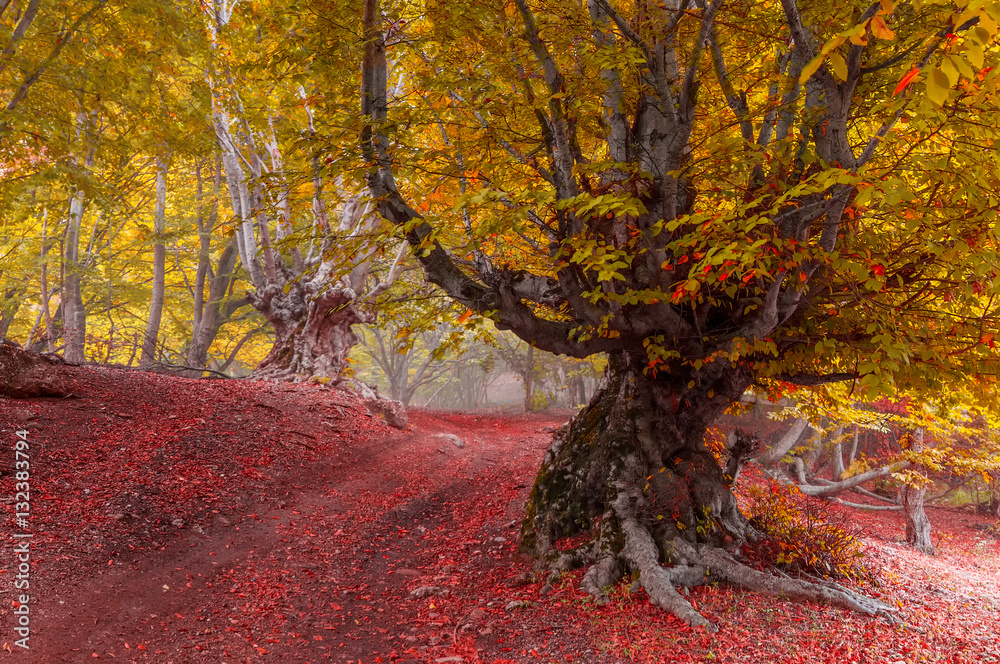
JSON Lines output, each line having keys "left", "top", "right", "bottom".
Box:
{"left": 520, "top": 353, "right": 895, "bottom": 630}
{"left": 521, "top": 353, "right": 753, "bottom": 559}
{"left": 249, "top": 276, "right": 367, "bottom": 382}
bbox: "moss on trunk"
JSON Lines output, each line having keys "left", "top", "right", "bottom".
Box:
{"left": 521, "top": 352, "right": 752, "bottom": 560}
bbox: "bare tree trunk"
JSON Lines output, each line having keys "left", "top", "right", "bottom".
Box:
{"left": 63, "top": 115, "right": 95, "bottom": 364}
{"left": 901, "top": 428, "right": 934, "bottom": 554}
{"left": 34, "top": 208, "right": 55, "bottom": 352}
{"left": 186, "top": 157, "right": 245, "bottom": 370}
{"left": 192, "top": 158, "right": 209, "bottom": 334}
{"left": 829, "top": 427, "right": 846, "bottom": 480}
{"left": 757, "top": 418, "right": 809, "bottom": 465}
{"left": 186, "top": 242, "right": 241, "bottom": 368}
{"left": 63, "top": 187, "right": 87, "bottom": 363}
{"left": 847, "top": 425, "right": 859, "bottom": 468}
{"left": 523, "top": 344, "right": 534, "bottom": 412}
{"left": 140, "top": 156, "right": 168, "bottom": 368}
{"left": 0, "top": 286, "right": 24, "bottom": 339}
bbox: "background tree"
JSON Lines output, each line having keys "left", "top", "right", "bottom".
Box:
{"left": 201, "top": 0, "right": 409, "bottom": 382}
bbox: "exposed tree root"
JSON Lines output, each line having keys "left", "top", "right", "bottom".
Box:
{"left": 571, "top": 524, "right": 898, "bottom": 630}
{"left": 617, "top": 506, "right": 715, "bottom": 630}
{"left": 544, "top": 483, "right": 898, "bottom": 632}
{"left": 671, "top": 539, "right": 898, "bottom": 620}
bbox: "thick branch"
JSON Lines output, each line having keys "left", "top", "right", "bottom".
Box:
{"left": 798, "top": 461, "right": 907, "bottom": 498}
{"left": 3, "top": 1, "right": 106, "bottom": 114}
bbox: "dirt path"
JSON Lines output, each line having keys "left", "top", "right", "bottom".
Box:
{"left": 3, "top": 366, "right": 604, "bottom": 663}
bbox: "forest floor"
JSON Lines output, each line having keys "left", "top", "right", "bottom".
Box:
{"left": 0, "top": 364, "right": 998, "bottom": 664}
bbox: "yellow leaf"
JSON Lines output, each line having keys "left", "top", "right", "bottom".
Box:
{"left": 941, "top": 56, "right": 960, "bottom": 86}
{"left": 841, "top": 22, "right": 868, "bottom": 46}
{"left": 870, "top": 16, "right": 895, "bottom": 40}
{"left": 799, "top": 54, "right": 824, "bottom": 83}
{"left": 820, "top": 35, "right": 846, "bottom": 55}
{"left": 949, "top": 53, "right": 975, "bottom": 79}
{"left": 829, "top": 52, "right": 848, "bottom": 82}
{"left": 966, "top": 41, "right": 985, "bottom": 69}
{"left": 925, "top": 67, "right": 951, "bottom": 105}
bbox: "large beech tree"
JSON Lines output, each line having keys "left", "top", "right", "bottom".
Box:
{"left": 356, "top": 0, "right": 1000, "bottom": 628}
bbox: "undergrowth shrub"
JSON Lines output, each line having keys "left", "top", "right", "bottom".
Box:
{"left": 743, "top": 482, "right": 880, "bottom": 585}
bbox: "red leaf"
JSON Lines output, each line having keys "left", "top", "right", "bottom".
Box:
{"left": 893, "top": 68, "right": 920, "bottom": 96}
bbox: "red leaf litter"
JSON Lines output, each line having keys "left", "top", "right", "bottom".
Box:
{"left": 2, "top": 365, "right": 998, "bottom": 663}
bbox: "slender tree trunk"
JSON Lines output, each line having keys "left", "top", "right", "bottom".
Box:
{"left": 186, "top": 241, "right": 241, "bottom": 368}
{"left": 140, "top": 156, "right": 168, "bottom": 368}
{"left": 63, "top": 116, "right": 94, "bottom": 364}
{"left": 901, "top": 428, "right": 934, "bottom": 554}
{"left": 386, "top": 351, "right": 406, "bottom": 402}
{"left": 186, "top": 158, "right": 245, "bottom": 370}
{"left": 63, "top": 188, "right": 87, "bottom": 363}
{"left": 0, "top": 287, "right": 23, "bottom": 339}
{"left": 36, "top": 208, "right": 55, "bottom": 352}
{"left": 523, "top": 345, "right": 535, "bottom": 412}
{"left": 846, "top": 425, "right": 859, "bottom": 468}
{"left": 192, "top": 158, "right": 208, "bottom": 334}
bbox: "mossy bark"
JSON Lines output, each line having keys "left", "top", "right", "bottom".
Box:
{"left": 521, "top": 352, "right": 752, "bottom": 561}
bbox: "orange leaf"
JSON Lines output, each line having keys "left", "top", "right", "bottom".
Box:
{"left": 870, "top": 15, "right": 895, "bottom": 40}
{"left": 456, "top": 309, "right": 473, "bottom": 324}
{"left": 893, "top": 68, "right": 920, "bottom": 96}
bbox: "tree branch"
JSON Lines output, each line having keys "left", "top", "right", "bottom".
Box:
{"left": 679, "top": 0, "right": 723, "bottom": 122}
{"left": 775, "top": 372, "right": 856, "bottom": 386}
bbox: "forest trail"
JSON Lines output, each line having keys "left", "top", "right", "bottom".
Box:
{"left": 1, "top": 365, "right": 999, "bottom": 664}
{"left": 6, "top": 364, "right": 596, "bottom": 663}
